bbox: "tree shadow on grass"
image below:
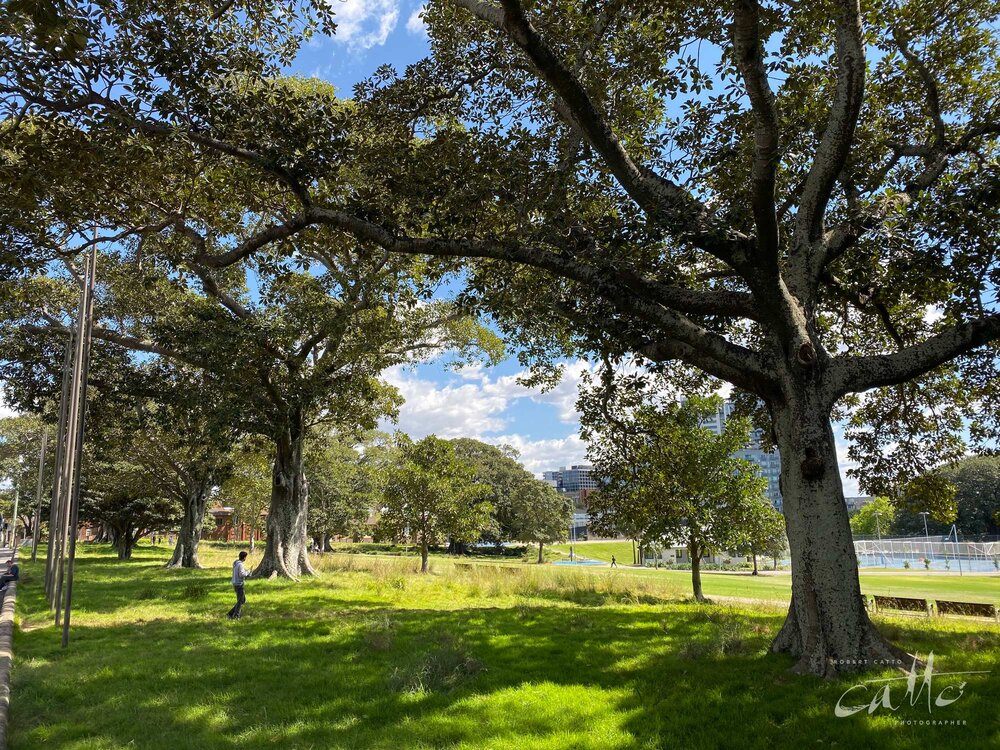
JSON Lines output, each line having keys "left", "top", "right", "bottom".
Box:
{"left": 11, "top": 595, "right": 1000, "bottom": 750}
{"left": 12, "top": 549, "right": 1000, "bottom": 749}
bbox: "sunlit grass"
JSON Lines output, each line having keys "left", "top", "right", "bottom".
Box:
{"left": 10, "top": 543, "right": 1000, "bottom": 749}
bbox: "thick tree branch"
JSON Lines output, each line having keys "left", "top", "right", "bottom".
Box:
{"left": 830, "top": 314, "right": 1000, "bottom": 397}
{"left": 731, "top": 0, "right": 780, "bottom": 263}
{"left": 450, "top": 0, "right": 746, "bottom": 266}
{"left": 307, "top": 207, "right": 759, "bottom": 321}
{"left": 23, "top": 322, "right": 210, "bottom": 370}
{"left": 639, "top": 338, "right": 776, "bottom": 399}
{"left": 795, "top": 0, "right": 865, "bottom": 247}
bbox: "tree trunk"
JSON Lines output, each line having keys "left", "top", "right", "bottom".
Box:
{"left": 770, "top": 391, "right": 908, "bottom": 676}
{"left": 253, "top": 420, "right": 313, "bottom": 579}
{"left": 420, "top": 539, "right": 429, "bottom": 573}
{"left": 537, "top": 541, "right": 544, "bottom": 563}
{"left": 116, "top": 531, "right": 134, "bottom": 560}
{"left": 752, "top": 553, "right": 758, "bottom": 575}
{"left": 167, "top": 479, "right": 211, "bottom": 569}
{"left": 689, "top": 538, "right": 705, "bottom": 602}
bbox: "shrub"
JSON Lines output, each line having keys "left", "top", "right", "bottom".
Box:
{"left": 363, "top": 615, "right": 396, "bottom": 651}
{"left": 181, "top": 583, "right": 210, "bottom": 600}
{"left": 388, "top": 635, "right": 483, "bottom": 693}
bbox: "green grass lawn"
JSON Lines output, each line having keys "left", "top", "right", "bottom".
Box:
{"left": 551, "top": 540, "right": 637, "bottom": 565}
{"left": 551, "top": 541, "right": 1000, "bottom": 604}
{"left": 10, "top": 544, "right": 1000, "bottom": 749}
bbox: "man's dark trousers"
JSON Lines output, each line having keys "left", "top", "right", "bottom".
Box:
{"left": 227, "top": 584, "right": 246, "bottom": 619}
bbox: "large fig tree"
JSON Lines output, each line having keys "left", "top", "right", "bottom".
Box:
{"left": 3, "top": 0, "right": 1000, "bottom": 673}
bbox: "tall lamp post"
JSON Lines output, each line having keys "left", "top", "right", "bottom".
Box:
{"left": 919, "top": 511, "right": 930, "bottom": 564}
{"left": 949, "top": 524, "right": 964, "bottom": 577}
{"left": 874, "top": 511, "right": 886, "bottom": 567}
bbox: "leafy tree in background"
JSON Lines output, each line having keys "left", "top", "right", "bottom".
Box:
{"left": 4, "top": 0, "right": 1000, "bottom": 674}
{"left": 376, "top": 435, "right": 493, "bottom": 573}
{"left": 583, "top": 390, "right": 769, "bottom": 601}
{"left": 80, "top": 425, "right": 184, "bottom": 560}
{"left": 733, "top": 500, "right": 787, "bottom": 574}
{"left": 118, "top": 367, "right": 239, "bottom": 569}
{"left": 894, "top": 456, "right": 1000, "bottom": 537}
{"left": 219, "top": 440, "right": 272, "bottom": 553}
{"left": 306, "top": 431, "right": 380, "bottom": 549}
{"left": 5, "top": 165, "right": 500, "bottom": 579}
{"left": 849, "top": 496, "right": 897, "bottom": 537}
{"left": 0, "top": 413, "right": 48, "bottom": 538}
{"left": 451, "top": 438, "right": 571, "bottom": 559}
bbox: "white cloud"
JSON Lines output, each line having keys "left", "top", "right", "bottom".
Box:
{"left": 379, "top": 362, "right": 594, "bottom": 476}
{"left": 487, "top": 433, "right": 588, "bottom": 476}
{"left": 328, "top": 0, "right": 400, "bottom": 49}
{"left": 0, "top": 387, "right": 17, "bottom": 419}
{"left": 382, "top": 361, "right": 864, "bottom": 493}
{"left": 382, "top": 360, "right": 595, "bottom": 441}
{"left": 406, "top": 4, "right": 427, "bottom": 35}
{"left": 382, "top": 365, "right": 513, "bottom": 437}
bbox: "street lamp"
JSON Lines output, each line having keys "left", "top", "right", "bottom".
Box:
{"left": 874, "top": 511, "right": 886, "bottom": 567}
{"left": 919, "top": 511, "right": 930, "bottom": 563}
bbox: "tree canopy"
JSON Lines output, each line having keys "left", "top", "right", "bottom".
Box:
{"left": 376, "top": 434, "right": 493, "bottom": 573}
{"left": 3, "top": 0, "right": 999, "bottom": 674}
{"left": 583, "top": 391, "right": 770, "bottom": 600}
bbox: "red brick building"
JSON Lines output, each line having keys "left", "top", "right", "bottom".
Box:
{"left": 205, "top": 506, "right": 264, "bottom": 543}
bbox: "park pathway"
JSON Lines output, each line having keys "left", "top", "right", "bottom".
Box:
{"left": 0, "top": 545, "right": 17, "bottom": 750}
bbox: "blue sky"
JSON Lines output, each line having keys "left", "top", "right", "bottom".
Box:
{"left": 268, "top": 2, "right": 864, "bottom": 492}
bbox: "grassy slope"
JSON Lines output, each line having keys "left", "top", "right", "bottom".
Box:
{"left": 552, "top": 540, "right": 636, "bottom": 565}
{"left": 10, "top": 544, "right": 1000, "bottom": 750}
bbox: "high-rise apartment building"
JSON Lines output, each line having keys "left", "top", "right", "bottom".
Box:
{"left": 703, "top": 400, "right": 784, "bottom": 512}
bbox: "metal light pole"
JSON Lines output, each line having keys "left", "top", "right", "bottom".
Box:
{"left": 919, "top": 511, "right": 930, "bottom": 564}
{"left": 10, "top": 488, "right": 19, "bottom": 549}
{"left": 874, "top": 511, "right": 885, "bottom": 567}
{"left": 950, "top": 524, "right": 963, "bottom": 577}
{"left": 61, "top": 246, "right": 98, "bottom": 648}
{"left": 31, "top": 428, "right": 47, "bottom": 561}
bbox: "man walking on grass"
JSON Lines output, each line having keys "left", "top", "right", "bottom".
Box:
{"left": 610, "top": 555, "right": 617, "bottom": 568}
{"left": 227, "top": 550, "right": 251, "bottom": 619}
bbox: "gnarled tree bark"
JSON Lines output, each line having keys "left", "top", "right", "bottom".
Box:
{"left": 167, "top": 477, "right": 212, "bottom": 569}
{"left": 769, "top": 381, "right": 908, "bottom": 676}
{"left": 252, "top": 417, "right": 314, "bottom": 579}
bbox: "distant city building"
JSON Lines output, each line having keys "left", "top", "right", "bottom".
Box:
{"left": 845, "top": 496, "right": 874, "bottom": 514}
{"left": 702, "top": 400, "right": 784, "bottom": 512}
{"left": 543, "top": 465, "right": 598, "bottom": 538}
{"left": 542, "top": 464, "right": 599, "bottom": 493}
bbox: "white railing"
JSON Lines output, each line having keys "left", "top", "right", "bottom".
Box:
{"left": 855, "top": 538, "right": 1000, "bottom": 571}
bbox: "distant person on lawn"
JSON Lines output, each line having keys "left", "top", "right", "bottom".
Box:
{"left": 227, "top": 551, "right": 251, "bottom": 619}
{"left": 0, "top": 559, "right": 19, "bottom": 591}
{"left": 610, "top": 555, "right": 617, "bottom": 568}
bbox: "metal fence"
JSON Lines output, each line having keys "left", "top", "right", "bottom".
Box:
{"left": 855, "top": 537, "right": 1000, "bottom": 572}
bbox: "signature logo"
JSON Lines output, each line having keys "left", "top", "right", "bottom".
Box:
{"left": 835, "top": 653, "right": 989, "bottom": 718}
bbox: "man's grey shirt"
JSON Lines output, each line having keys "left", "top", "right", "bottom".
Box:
{"left": 232, "top": 560, "right": 250, "bottom": 586}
